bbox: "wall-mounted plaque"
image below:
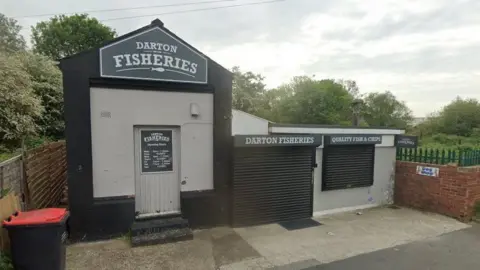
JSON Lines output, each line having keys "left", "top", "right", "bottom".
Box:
{"left": 395, "top": 135, "right": 418, "bottom": 148}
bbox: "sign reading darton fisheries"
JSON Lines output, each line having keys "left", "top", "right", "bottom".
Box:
{"left": 234, "top": 134, "right": 323, "bottom": 147}
{"left": 100, "top": 27, "right": 208, "bottom": 83}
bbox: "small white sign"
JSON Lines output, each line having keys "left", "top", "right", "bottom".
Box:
{"left": 416, "top": 166, "right": 439, "bottom": 177}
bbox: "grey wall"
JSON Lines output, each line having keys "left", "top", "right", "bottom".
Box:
{"left": 90, "top": 87, "right": 214, "bottom": 198}
{"left": 313, "top": 147, "right": 396, "bottom": 214}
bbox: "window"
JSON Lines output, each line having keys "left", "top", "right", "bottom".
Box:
{"left": 322, "top": 145, "right": 375, "bottom": 191}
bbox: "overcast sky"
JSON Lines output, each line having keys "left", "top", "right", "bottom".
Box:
{"left": 3, "top": 0, "right": 480, "bottom": 117}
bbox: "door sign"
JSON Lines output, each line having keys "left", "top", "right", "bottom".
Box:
{"left": 141, "top": 130, "right": 173, "bottom": 172}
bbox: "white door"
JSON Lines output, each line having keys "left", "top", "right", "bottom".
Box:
{"left": 134, "top": 127, "right": 180, "bottom": 219}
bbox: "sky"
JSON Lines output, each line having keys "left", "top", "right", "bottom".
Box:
{"left": 3, "top": 0, "right": 480, "bottom": 117}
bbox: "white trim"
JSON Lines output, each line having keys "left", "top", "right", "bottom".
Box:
{"left": 136, "top": 210, "right": 181, "bottom": 220}
{"left": 99, "top": 26, "right": 208, "bottom": 84}
{"left": 270, "top": 126, "right": 405, "bottom": 135}
{"left": 313, "top": 203, "right": 381, "bottom": 217}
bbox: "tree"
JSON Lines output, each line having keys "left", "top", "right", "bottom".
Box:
{"left": 0, "top": 51, "right": 43, "bottom": 148}
{"left": 31, "top": 14, "right": 116, "bottom": 59}
{"left": 437, "top": 97, "right": 480, "bottom": 136}
{"left": 17, "top": 52, "right": 64, "bottom": 138}
{"left": 0, "top": 13, "right": 26, "bottom": 52}
{"left": 273, "top": 77, "right": 354, "bottom": 124}
{"left": 361, "top": 91, "right": 413, "bottom": 128}
{"left": 255, "top": 86, "right": 292, "bottom": 122}
{"left": 337, "top": 79, "right": 360, "bottom": 98}
{"left": 232, "top": 66, "right": 267, "bottom": 115}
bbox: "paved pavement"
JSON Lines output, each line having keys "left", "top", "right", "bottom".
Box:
{"left": 307, "top": 224, "right": 480, "bottom": 270}
{"left": 66, "top": 207, "right": 470, "bottom": 270}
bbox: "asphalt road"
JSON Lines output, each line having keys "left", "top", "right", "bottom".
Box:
{"left": 308, "top": 224, "right": 480, "bottom": 270}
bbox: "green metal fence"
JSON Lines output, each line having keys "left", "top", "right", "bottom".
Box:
{"left": 396, "top": 148, "right": 480, "bottom": 167}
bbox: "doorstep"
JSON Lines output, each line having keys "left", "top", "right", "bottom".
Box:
{"left": 130, "top": 216, "right": 193, "bottom": 247}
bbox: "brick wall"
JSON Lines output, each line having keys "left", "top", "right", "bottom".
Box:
{"left": 395, "top": 161, "right": 480, "bottom": 221}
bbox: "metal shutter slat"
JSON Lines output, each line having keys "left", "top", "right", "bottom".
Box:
{"left": 322, "top": 145, "right": 375, "bottom": 191}
{"left": 232, "top": 147, "right": 313, "bottom": 226}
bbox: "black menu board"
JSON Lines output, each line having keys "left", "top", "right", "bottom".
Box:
{"left": 141, "top": 130, "right": 173, "bottom": 173}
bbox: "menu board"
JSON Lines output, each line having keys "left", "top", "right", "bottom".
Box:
{"left": 141, "top": 130, "right": 173, "bottom": 173}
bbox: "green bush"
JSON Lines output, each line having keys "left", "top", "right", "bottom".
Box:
{"left": 0, "top": 136, "right": 53, "bottom": 162}
{"left": 419, "top": 134, "right": 480, "bottom": 150}
{"left": 0, "top": 252, "right": 13, "bottom": 270}
{"left": 475, "top": 201, "right": 480, "bottom": 219}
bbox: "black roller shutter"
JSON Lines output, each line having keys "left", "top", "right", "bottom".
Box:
{"left": 322, "top": 145, "right": 375, "bottom": 191}
{"left": 232, "top": 147, "right": 314, "bottom": 226}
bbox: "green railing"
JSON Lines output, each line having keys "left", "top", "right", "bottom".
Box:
{"left": 396, "top": 148, "right": 480, "bottom": 167}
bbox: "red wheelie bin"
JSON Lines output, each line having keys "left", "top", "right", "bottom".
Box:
{"left": 3, "top": 208, "right": 69, "bottom": 270}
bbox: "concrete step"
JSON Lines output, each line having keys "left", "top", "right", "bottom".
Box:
{"left": 130, "top": 217, "right": 193, "bottom": 247}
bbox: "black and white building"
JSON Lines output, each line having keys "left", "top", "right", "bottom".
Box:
{"left": 60, "top": 19, "right": 415, "bottom": 243}
{"left": 60, "top": 19, "right": 232, "bottom": 241}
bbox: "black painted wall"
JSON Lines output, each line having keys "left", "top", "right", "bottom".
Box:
{"left": 60, "top": 20, "right": 232, "bottom": 240}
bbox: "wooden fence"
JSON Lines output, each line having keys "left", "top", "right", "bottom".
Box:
{"left": 0, "top": 194, "right": 21, "bottom": 251}
{"left": 0, "top": 141, "right": 67, "bottom": 251}
{"left": 24, "top": 141, "right": 67, "bottom": 209}
{"left": 0, "top": 156, "right": 23, "bottom": 200}
{"left": 397, "top": 147, "right": 480, "bottom": 167}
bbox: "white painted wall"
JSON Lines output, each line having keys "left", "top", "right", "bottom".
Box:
{"left": 231, "top": 110, "right": 269, "bottom": 135}
{"left": 312, "top": 147, "right": 396, "bottom": 215}
{"left": 90, "top": 87, "right": 214, "bottom": 198}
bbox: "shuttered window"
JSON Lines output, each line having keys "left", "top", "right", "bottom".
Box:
{"left": 322, "top": 145, "right": 375, "bottom": 191}
{"left": 232, "top": 147, "right": 314, "bottom": 226}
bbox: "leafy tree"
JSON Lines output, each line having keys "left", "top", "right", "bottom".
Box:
{"left": 437, "top": 97, "right": 480, "bottom": 136}
{"left": 413, "top": 98, "right": 480, "bottom": 138}
{"left": 0, "top": 13, "right": 26, "bottom": 52}
{"left": 17, "top": 52, "right": 64, "bottom": 138}
{"left": 31, "top": 14, "right": 116, "bottom": 59}
{"left": 337, "top": 79, "right": 360, "bottom": 98}
{"left": 362, "top": 91, "right": 413, "bottom": 128}
{"left": 255, "top": 87, "right": 292, "bottom": 122}
{"left": 0, "top": 51, "right": 43, "bottom": 148}
{"left": 232, "top": 66, "right": 266, "bottom": 115}
{"left": 273, "top": 77, "right": 354, "bottom": 124}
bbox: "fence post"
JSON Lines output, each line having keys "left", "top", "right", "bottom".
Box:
{"left": 467, "top": 150, "right": 473, "bottom": 166}
{"left": 459, "top": 149, "right": 464, "bottom": 166}
{"left": 0, "top": 166, "right": 3, "bottom": 199}
{"left": 441, "top": 149, "right": 445, "bottom": 164}
{"left": 465, "top": 150, "right": 470, "bottom": 166}
{"left": 20, "top": 138, "right": 31, "bottom": 210}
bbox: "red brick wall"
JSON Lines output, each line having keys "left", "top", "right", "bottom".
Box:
{"left": 395, "top": 161, "right": 480, "bottom": 221}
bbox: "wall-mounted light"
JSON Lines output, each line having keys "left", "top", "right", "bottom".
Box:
{"left": 190, "top": 103, "right": 200, "bottom": 118}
